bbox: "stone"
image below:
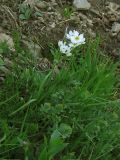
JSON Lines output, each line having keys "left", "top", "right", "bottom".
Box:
{"left": 37, "top": 58, "right": 51, "bottom": 71}
{"left": 49, "top": 22, "right": 56, "bottom": 28}
{"left": 106, "top": 2, "right": 120, "bottom": 22}
{"left": 111, "top": 22, "right": 120, "bottom": 34}
{"left": 23, "top": 0, "right": 37, "bottom": 7}
{"left": 0, "top": 33, "right": 14, "bottom": 51}
{"left": 22, "top": 40, "right": 42, "bottom": 57}
{"left": 112, "top": 48, "right": 120, "bottom": 57}
{"left": 73, "top": 0, "right": 91, "bottom": 10}
{"left": 23, "top": 0, "right": 48, "bottom": 10}
{"left": 106, "top": 2, "right": 120, "bottom": 12}
{"left": 36, "top": 1, "right": 48, "bottom": 9}
{"left": 117, "top": 32, "right": 120, "bottom": 42}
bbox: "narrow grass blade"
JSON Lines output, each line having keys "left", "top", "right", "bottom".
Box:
{"left": 9, "top": 99, "right": 36, "bottom": 116}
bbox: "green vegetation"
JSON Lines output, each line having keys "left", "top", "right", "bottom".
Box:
{"left": 19, "top": 3, "right": 43, "bottom": 21}
{"left": 63, "top": 6, "right": 74, "bottom": 18}
{"left": 0, "top": 36, "right": 120, "bottom": 160}
{"left": 19, "top": 4, "right": 33, "bottom": 20}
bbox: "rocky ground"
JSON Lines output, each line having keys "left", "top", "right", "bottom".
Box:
{"left": 0, "top": 0, "right": 120, "bottom": 58}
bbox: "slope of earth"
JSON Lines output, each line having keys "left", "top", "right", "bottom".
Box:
{"left": 0, "top": 0, "right": 120, "bottom": 57}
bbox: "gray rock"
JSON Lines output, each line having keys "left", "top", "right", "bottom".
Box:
{"left": 73, "top": 0, "right": 91, "bottom": 10}
{"left": 117, "top": 32, "right": 120, "bottom": 42}
{"left": 22, "top": 40, "right": 42, "bottom": 57}
{"left": 23, "top": 0, "right": 48, "bottom": 9}
{"left": 111, "top": 22, "right": 120, "bottom": 34}
{"left": 36, "top": 1, "right": 48, "bottom": 9}
{"left": 23, "top": 0, "right": 37, "bottom": 8}
{"left": 106, "top": 2, "right": 120, "bottom": 12}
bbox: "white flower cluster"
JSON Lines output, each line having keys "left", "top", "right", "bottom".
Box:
{"left": 58, "top": 30, "right": 85, "bottom": 56}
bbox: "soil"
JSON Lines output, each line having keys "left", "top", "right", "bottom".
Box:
{"left": 0, "top": 0, "right": 120, "bottom": 58}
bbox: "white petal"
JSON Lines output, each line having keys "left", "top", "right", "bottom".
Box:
{"left": 73, "top": 30, "right": 79, "bottom": 36}
{"left": 66, "top": 31, "right": 74, "bottom": 39}
{"left": 69, "top": 43, "right": 74, "bottom": 47}
{"left": 70, "top": 36, "right": 77, "bottom": 44}
{"left": 79, "top": 34, "right": 83, "bottom": 39}
{"left": 66, "top": 34, "right": 71, "bottom": 39}
{"left": 79, "top": 36, "right": 85, "bottom": 44}
{"left": 58, "top": 41, "right": 63, "bottom": 47}
{"left": 59, "top": 42, "right": 72, "bottom": 54}
{"left": 69, "top": 31, "right": 74, "bottom": 36}
{"left": 67, "top": 30, "right": 78, "bottom": 39}
{"left": 66, "top": 52, "right": 72, "bottom": 56}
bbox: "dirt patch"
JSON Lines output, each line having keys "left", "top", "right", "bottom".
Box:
{"left": 0, "top": 0, "right": 120, "bottom": 57}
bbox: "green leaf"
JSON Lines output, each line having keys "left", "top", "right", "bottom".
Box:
{"left": 59, "top": 123, "right": 72, "bottom": 139}
{"left": 19, "top": 14, "right": 27, "bottom": 20}
{"left": 34, "top": 11, "right": 43, "bottom": 17}
{"left": 38, "top": 147, "right": 48, "bottom": 160}
{"left": 9, "top": 99, "right": 36, "bottom": 116}
{"left": 48, "top": 138, "right": 68, "bottom": 159}
{"left": 0, "top": 58, "right": 4, "bottom": 66}
{"left": 50, "top": 129, "right": 61, "bottom": 142}
{"left": 48, "top": 126, "right": 69, "bottom": 159}
{"left": 24, "top": 8, "right": 32, "bottom": 19}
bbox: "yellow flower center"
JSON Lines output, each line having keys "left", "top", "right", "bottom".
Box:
{"left": 75, "top": 36, "right": 79, "bottom": 40}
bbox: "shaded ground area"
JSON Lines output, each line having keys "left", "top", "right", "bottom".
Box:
{"left": 0, "top": 0, "right": 120, "bottom": 57}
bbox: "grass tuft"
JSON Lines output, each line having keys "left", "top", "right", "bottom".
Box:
{"left": 0, "top": 35, "right": 120, "bottom": 159}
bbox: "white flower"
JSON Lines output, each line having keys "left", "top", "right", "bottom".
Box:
{"left": 58, "top": 41, "right": 72, "bottom": 56}
{"left": 58, "top": 41, "right": 63, "bottom": 47}
{"left": 71, "top": 34, "right": 85, "bottom": 45}
{"left": 66, "top": 30, "right": 85, "bottom": 45}
{"left": 58, "top": 30, "right": 85, "bottom": 57}
{"left": 67, "top": 30, "right": 79, "bottom": 39}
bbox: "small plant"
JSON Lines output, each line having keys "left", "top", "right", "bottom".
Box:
{"left": 0, "top": 42, "right": 10, "bottom": 55}
{"left": 19, "top": 4, "right": 32, "bottom": 20}
{"left": 0, "top": 57, "right": 4, "bottom": 68}
{"left": 63, "top": 6, "right": 73, "bottom": 18}
{"left": 39, "top": 124, "right": 72, "bottom": 160}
